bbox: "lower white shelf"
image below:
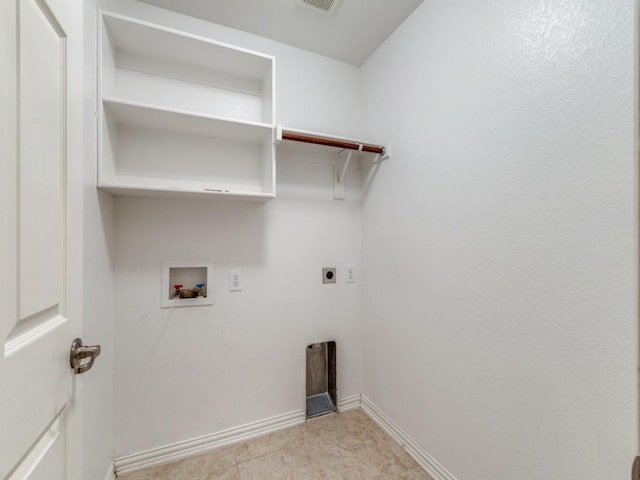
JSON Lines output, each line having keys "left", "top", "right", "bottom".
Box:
{"left": 98, "top": 99, "right": 276, "bottom": 201}
{"left": 99, "top": 178, "right": 275, "bottom": 201}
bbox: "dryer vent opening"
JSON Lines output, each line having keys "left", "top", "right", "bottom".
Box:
{"left": 306, "top": 341, "right": 337, "bottom": 418}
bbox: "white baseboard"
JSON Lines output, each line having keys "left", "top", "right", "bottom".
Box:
{"left": 337, "top": 393, "right": 361, "bottom": 412}
{"left": 361, "top": 395, "right": 457, "bottom": 480}
{"left": 114, "top": 408, "right": 306, "bottom": 475}
{"left": 104, "top": 462, "right": 115, "bottom": 480}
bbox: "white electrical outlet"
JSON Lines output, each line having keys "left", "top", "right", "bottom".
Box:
{"left": 346, "top": 264, "right": 355, "bottom": 283}
{"left": 229, "top": 270, "right": 242, "bottom": 291}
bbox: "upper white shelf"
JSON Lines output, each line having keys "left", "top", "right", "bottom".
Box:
{"left": 101, "top": 12, "right": 274, "bottom": 90}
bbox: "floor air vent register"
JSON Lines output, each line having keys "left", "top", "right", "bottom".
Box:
{"left": 306, "top": 341, "right": 337, "bottom": 418}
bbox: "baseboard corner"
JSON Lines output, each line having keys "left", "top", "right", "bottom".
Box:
{"left": 361, "top": 395, "right": 457, "bottom": 480}
{"left": 337, "top": 393, "right": 361, "bottom": 412}
{"left": 105, "top": 461, "right": 115, "bottom": 480}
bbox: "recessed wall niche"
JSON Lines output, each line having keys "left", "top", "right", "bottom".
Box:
{"left": 161, "top": 260, "right": 214, "bottom": 308}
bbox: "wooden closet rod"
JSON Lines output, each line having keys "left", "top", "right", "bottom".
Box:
{"left": 281, "top": 129, "right": 385, "bottom": 155}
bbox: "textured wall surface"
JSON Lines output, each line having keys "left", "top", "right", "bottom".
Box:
{"left": 361, "top": 1, "right": 637, "bottom": 478}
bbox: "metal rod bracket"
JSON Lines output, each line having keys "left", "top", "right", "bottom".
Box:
{"left": 334, "top": 150, "right": 353, "bottom": 200}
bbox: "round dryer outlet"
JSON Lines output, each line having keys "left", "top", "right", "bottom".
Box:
{"left": 322, "top": 267, "right": 336, "bottom": 284}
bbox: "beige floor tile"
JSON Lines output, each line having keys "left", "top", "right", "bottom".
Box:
{"left": 400, "top": 466, "right": 436, "bottom": 480}
{"left": 237, "top": 453, "right": 326, "bottom": 480}
{"left": 117, "top": 471, "right": 150, "bottom": 480}
{"left": 118, "top": 448, "right": 237, "bottom": 480}
{"left": 234, "top": 425, "right": 306, "bottom": 463}
{"left": 118, "top": 463, "right": 173, "bottom": 480}
{"left": 287, "top": 462, "right": 328, "bottom": 479}
{"left": 120, "top": 409, "right": 432, "bottom": 480}
{"left": 197, "top": 464, "right": 240, "bottom": 480}
{"left": 237, "top": 451, "right": 294, "bottom": 480}
{"left": 200, "top": 445, "right": 238, "bottom": 469}
{"left": 170, "top": 447, "right": 237, "bottom": 476}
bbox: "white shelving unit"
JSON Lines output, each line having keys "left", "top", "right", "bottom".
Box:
{"left": 98, "top": 12, "right": 276, "bottom": 200}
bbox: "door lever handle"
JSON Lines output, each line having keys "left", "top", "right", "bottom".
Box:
{"left": 69, "top": 338, "right": 101, "bottom": 374}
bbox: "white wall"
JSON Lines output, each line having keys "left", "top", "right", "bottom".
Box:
{"left": 361, "top": 1, "right": 637, "bottom": 479}
{"left": 105, "top": 1, "right": 364, "bottom": 456}
{"left": 83, "top": 1, "right": 116, "bottom": 478}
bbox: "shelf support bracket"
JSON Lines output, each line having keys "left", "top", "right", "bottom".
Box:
{"left": 334, "top": 149, "right": 355, "bottom": 200}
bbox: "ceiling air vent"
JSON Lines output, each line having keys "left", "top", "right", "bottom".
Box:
{"left": 298, "top": 0, "right": 339, "bottom": 14}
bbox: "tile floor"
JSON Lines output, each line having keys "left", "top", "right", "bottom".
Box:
{"left": 118, "top": 409, "right": 434, "bottom": 480}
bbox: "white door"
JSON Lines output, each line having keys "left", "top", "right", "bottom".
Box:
{"left": 0, "top": 0, "right": 87, "bottom": 479}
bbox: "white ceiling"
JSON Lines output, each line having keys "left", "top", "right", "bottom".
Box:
{"left": 138, "top": 0, "right": 424, "bottom": 65}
